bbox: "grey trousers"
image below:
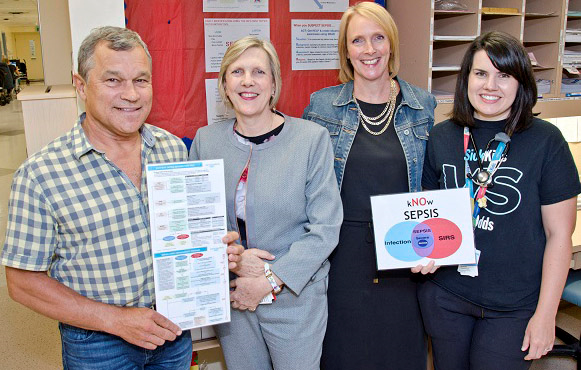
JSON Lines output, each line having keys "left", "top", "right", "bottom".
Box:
{"left": 215, "top": 276, "right": 328, "bottom": 370}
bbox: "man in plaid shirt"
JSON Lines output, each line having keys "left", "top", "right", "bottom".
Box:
{"left": 1, "top": 26, "right": 241, "bottom": 369}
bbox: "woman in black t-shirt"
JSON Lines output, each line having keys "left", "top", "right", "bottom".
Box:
{"left": 418, "top": 31, "right": 581, "bottom": 370}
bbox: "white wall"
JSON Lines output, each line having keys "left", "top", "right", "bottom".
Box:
{"left": 38, "top": 0, "right": 73, "bottom": 85}
{"left": 67, "top": 0, "right": 125, "bottom": 73}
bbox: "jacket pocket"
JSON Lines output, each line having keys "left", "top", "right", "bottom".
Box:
{"left": 411, "top": 118, "right": 432, "bottom": 141}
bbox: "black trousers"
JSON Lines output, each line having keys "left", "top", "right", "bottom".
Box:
{"left": 418, "top": 280, "right": 534, "bottom": 370}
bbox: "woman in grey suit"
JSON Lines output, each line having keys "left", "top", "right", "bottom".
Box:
{"left": 189, "top": 36, "right": 342, "bottom": 370}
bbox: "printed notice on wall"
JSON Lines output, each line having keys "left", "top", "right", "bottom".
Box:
{"left": 205, "top": 79, "right": 235, "bottom": 125}
{"left": 204, "top": 18, "right": 270, "bottom": 73}
{"left": 147, "top": 160, "right": 230, "bottom": 330}
{"left": 291, "top": 20, "right": 340, "bottom": 71}
{"left": 203, "top": 0, "right": 268, "bottom": 13}
{"left": 29, "top": 40, "right": 36, "bottom": 59}
{"left": 289, "top": 0, "right": 348, "bottom": 12}
{"left": 370, "top": 188, "right": 476, "bottom": 270}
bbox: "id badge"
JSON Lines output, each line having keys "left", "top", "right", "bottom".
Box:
{"left": 259, "top": 292, "right": 275, "bottom": 305}
{"left": 458, "top": 249, "right": 481, "bottom": 277}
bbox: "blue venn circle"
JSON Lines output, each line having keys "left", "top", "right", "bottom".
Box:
{"left": 384, "top": 221, "right": 421, "bottom": 261}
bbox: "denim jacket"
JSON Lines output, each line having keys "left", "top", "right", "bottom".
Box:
{"left": 302, "top": 78, "right": 436, "bottom": 192}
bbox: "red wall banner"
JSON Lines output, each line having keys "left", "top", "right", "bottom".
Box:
{"left": 125, "top": 0, "right": 366, "bottom": 144}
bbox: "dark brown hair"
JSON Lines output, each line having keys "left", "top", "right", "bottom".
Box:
{"left": 451, "top": 31, "right": 537, "bottom": 135}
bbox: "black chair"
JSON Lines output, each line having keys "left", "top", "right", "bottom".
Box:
{"left": 11, "top": 59, "right": 29, "bottom": 85}
{"left": 0, "top": 68, "right": 8, "bottom": 106}
{"left": 546, "top": 269, "right": 581, "bottom": 369}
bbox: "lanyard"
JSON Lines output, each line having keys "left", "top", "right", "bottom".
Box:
{"left": 463, "top": 127, "right": 510, "bottom": 227}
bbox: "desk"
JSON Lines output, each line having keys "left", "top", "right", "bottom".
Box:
{"left": 571, "top": 198, "right": 581, "bottom": 269}
{"left": 18, "top": 84, "right": 78, "bottom": 156}
{"left": 570, "top": 143, "right": 581, "bottom": 270}
{"left": 573, "top": 246, "right": 581, "bottom": 270}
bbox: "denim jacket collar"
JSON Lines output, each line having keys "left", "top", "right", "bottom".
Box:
{"left": 332, "top": 80, "right": 356, "bottom": 107}
{"left": 333, "top": 77, "right": 424, "bottom": 111}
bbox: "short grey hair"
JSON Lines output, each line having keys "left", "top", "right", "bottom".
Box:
{"left": 77, "top": 26, "right": 152, "bottom": 81}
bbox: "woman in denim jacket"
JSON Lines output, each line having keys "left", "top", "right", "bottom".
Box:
{"left": 302, "top": 3, "right": 436, "bottom": 369}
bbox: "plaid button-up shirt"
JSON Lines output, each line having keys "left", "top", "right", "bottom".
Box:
{"left": 1, "top": 114, "right": 188, "bottom": 307}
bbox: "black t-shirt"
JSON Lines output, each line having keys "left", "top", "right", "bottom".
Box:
{"left": 342, "top": 92, "right": 408, "bottom": 222}
{"left": 422, "top": 118, "right": 581, "bottom": 310}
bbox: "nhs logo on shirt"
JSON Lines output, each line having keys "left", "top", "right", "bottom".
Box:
{"left": 442, "top": 163, "right": 523, "bottom": 231}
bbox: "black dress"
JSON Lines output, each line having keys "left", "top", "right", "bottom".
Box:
{"left": 321, "top": 94, "right": 427, "bottom": 370}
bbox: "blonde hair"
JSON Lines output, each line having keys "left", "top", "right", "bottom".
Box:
{"left": 218, "top": 36, "right": 282, "bottom": 110}
{"left": 338, "top": 2, "right": 400, "bottom": 83}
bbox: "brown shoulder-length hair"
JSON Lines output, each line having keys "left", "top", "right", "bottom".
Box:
{"left": 337, "top": 2, "right": 400, "bottom": 83}
{"left": 451, "top": 31, "right": 537, "bottom": 136}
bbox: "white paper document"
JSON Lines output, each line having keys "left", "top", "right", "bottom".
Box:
{"left": 291, "top": 20, "right": 341, "bottom": 71}
{"left": 203, "top": 0, "right": 268, "bottom": 12}
{"left": 147, "top": 160, "right": 230, "bottom": 330}
{"left": 205, "top": 78, "right": 235, "bottom": 125}
{"left": 370, "top": 188, "right": 476, "bottom": 270}
{"left": 289, "top": 0, "right": 348, "bottom": 12}
{"left": 552, "top": 117, "right": 580, "bottom": 142}
{"left": 204, "top": 18, "right": 270, "bottom": 73}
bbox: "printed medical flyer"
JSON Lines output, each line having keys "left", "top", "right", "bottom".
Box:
{"left": 146, "top": 160, "right": 230, "bottom": 330}
{"left": 289, "top": 0, "right": 348, "bottom": 12}
{"left": 203, "top": 0, "right": 268, "bottom": 13}
{"left": 204, "top": 18, "right": 270, "bottom": 72}
{"left": 205, "top": 78, "right": 235, "bottom": 125}
{"left": 291, "top": 20, "right": 341, "bottom": 71}
{"left": 370, "top": 188, "right": 476, "bottom": 270}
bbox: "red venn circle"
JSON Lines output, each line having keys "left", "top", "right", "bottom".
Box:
{"left": 421, "top": 218, "right": 462, "bottom": 259}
